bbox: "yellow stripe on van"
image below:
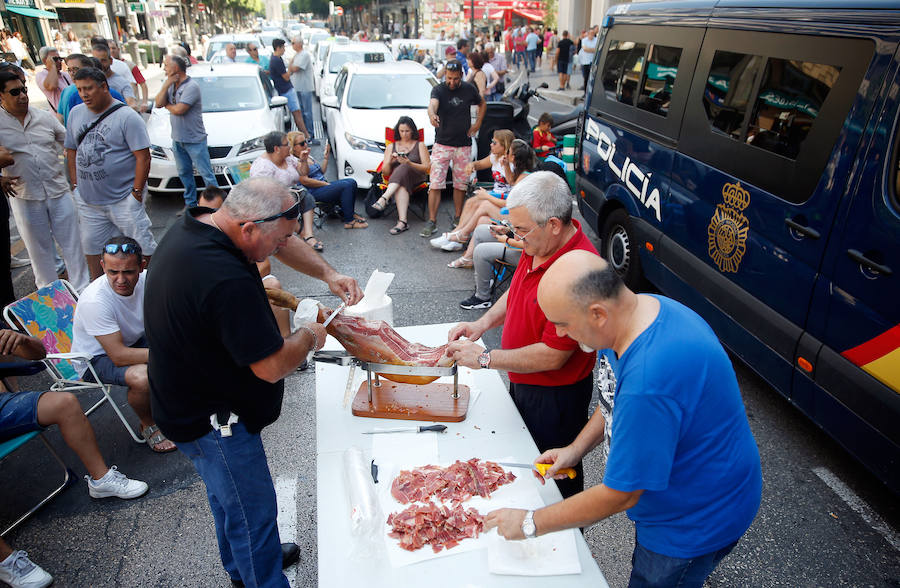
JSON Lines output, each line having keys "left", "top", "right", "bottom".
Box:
{"left": 861, "top": 347, "right": 900, "bottom": 394}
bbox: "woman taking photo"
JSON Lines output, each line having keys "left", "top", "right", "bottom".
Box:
{"left": 370, "top": 116, "right": 430, "bottom": 235}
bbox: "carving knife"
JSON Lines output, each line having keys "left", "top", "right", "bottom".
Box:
{"left": 362, "top": 425, "right": 448, "bottom": 434}
{"left": 322, "top": 301, "right": 347, "bottom": 328}
{"left": 498, "top": 461, "right": 578, "bottom": 479}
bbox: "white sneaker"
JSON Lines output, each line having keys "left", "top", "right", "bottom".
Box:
{"left": 86, "top": 465, "right": 149, "bottom": 499}
{"left": 441, "top": 241, "right": 465, "bottom": 252}
{"left": 0, "top": 550, "right": 53, "bottom": 588}
{"left": 430, "top": 232, "right": 452, "bottom": 248}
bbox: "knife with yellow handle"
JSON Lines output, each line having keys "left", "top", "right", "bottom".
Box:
{"left": 498, "top": 461, "right": 577, "bottom": 479}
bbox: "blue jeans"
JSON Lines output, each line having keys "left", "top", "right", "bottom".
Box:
{"left": 629, "top": 536, "right": 738, "bottom": 588}
{"left": 526, "top": 49, "right": 537, "bottom": 72}
{"left": 297, "top": 91, "right": 315, "bottom": 139}
{"left": 173, "top": 139, "right": 217, "bottom": 208}
{"left": 175, "top": 423, "right": 288, "bottom": 588}
{"left": 308, "top": 178, "right": 358, "bottom": 223}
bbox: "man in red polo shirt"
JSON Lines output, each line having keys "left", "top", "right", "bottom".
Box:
{"left": 448, "top": 171, "right": 599, "bottom": 498}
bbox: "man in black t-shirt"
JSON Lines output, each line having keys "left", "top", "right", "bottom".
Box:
{"left": 556, "top": 31, "right": 574, "bottom": 91}
{"left": 422, "top": 61, "right": 486, "bottom": 238}
{"left": 145, "top": 177, "right": 338, "bottom": 587}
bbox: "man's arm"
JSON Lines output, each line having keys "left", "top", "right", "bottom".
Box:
{"left": 65, "top": 148, "right": 77, "bottom": 189}
{"left": 450, "top": 339, "right": 573, "bottom": 373}
{"left": 132, "top": 148, "right": 150, "bottom": 200}
{"left": 154, "top": 77, "right": 174, "bottom": 108}
{"left": 94, "top": 331, "right": 149, "bottom": 366}
{"left": 250, "top": 324, "right": 323, "bottom": 383}
{"left": 469, "top": 95, "right": 486, "bottom": 136}
{"left": 41, "top": 61, "right": 59, "bottom": 92}
{"left": 0, "top": 330, "right": 46, "bottom": 360}
{"left": 272, "top": 236, "right": 364, "bottom": 304}
{"left": 165, "top": 102, "right": 190, "bottom": 115}
{"left": 428, "top": 97, "right": 440, "bottom": 127}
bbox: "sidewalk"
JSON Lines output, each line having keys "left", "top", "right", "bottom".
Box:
{"left": 504, "top": 57, "right": 587, "bottom": 105}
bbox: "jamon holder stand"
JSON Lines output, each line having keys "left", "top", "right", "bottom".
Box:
{"left": 313, "top": 351, "right": 470, "bottom": 422}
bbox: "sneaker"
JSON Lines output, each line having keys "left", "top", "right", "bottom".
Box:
{"left": 0, "top": 550, "right": 53, "bottom": 588}
{"left": 419, "top": 220, "right": 437, "bottom": 238}
{"left": 9, "top": 256, "right": 31, "bottom": 269}
{"left": 86, "top": 465, "right": 149, "bottom": 499}
{"left": 430, "top": 232, "right": 451, "bottom": 248}
{"left": 308, "top": 138, "right": 321, "bottom": 146}
{"left": 441, "top": 241, "right": 465, "bottom": 252}
{"left": 459, "top": 294, "right": 492, "bottom": 310}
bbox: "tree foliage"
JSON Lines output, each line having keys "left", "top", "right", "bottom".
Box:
{"left": 542, "top": 0, "right": 557, "bottom": 29}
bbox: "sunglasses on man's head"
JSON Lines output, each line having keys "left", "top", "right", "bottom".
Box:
{"left": 52, "top": 56, "right": 62, "bottom": 62}
{"left": 445, "top": 62, "right": 461, "bottom": 71}
{"left": 104, "top": 243, "right": 140, "bottom": 255}
{"left": 239, "top": 196, "right": 301, "bottom": 225}
{"left": 4, "top": 87, "right": 27, "bottom": 96}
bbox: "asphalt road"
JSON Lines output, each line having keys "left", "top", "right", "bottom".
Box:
{"left": 1, "top": 67, "right": 898, "bottom": 588}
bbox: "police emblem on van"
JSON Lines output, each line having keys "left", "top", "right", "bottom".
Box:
{"left": 707, "top": 181, "right": 750, "bottom": 273}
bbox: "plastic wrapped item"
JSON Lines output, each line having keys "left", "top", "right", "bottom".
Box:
{"left": 342, "top": 446, "right": 384, "bottom": 558}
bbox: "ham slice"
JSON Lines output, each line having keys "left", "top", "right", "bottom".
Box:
{"left": 263, "top": 288, "right": 453, "bottom": 385}
{"left": 386, "top": 501, "right": 484, "bottom": 553}
{"left": 390, "top": 459, "right": 517, "bottom": 506}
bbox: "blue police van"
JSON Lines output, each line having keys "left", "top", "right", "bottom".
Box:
{"left": 576, "top": 1, "right": 900, "bottom": 492}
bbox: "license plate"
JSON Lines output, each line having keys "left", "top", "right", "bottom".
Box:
{"left": 214, "top": 165, "right": 229, "bottom": 174}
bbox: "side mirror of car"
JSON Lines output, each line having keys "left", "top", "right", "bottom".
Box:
{"left": 321, "top": 94, "right": 338, "bottom": 109}
{"left": 270, "top": 95, "right": 288, "bottom": 108}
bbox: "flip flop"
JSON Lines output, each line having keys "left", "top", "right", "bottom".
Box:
{"left": 303, "top": 236, "right": 324, "bottom": 251}
{"left": 390, "top": 220, "right": 409, "bottom": 235}
{"left": 344, "top": 218, "right": 369, "bottom": 229}
{"left": 141, "top": 424, "right": 176, "bottom": 453}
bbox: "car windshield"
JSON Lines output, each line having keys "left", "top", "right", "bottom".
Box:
{"left": 329, "top": 51, "right": 387, "bottom": 73}
{"left": 259, "top": 33, "right": 282, "bottom": 47}
{"left": 208, "top": 40, "right": 256, "bottom": 56}
{"left": 347, "top": 74, "right": 436, "bottom": 109}
{"left": 195, "top": 76, "right": 265, "bottom": 112}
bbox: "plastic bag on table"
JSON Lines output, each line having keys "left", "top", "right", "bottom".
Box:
{"left": 342, "top": 446, "right": 384, "bottom": 558}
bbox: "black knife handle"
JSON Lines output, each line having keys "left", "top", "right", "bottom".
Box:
{"left": 371, "top": 459, "right": 378, "bottom": 484}
{"left": 418, "top": 425, "right": 448, "bottom": 433}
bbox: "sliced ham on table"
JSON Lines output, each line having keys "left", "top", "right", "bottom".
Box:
{"left": 387, "top": 501, "right": 485, "bottom": 553}
{"left": 391, "top": 458, "right": 517, "bottom": 506}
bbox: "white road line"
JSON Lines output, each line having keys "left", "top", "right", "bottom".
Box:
{"left": 812, "top": 467, "right": 900, "bottom": 552}
{"left": 275, "top": 476, "right": 299, "bottom": 587}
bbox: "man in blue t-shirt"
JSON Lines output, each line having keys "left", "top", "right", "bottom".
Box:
{"left": 485, "top": 250, "right": 762, "bottom": 588}
{"left": 269, "top": 38, "right": 310, "bottom": 139}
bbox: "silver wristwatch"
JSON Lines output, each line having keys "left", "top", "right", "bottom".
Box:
{"left": 478, "top": 350, "right": 491, "bottom": 369}
{"left": 521, "top": 510, "right": 536, "bottom": 539}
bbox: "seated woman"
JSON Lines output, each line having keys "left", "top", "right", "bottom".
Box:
{"left": 459, "top": 224, "right": 525, "bottom": 310}
{"left": 370, "top": 116, "right": 431, "bottom": 235}
{"left": 290, "top": 131, "right": 368, "bottom": 230}
{"left": 248, "top": 130, "right": 322, "bottom": 251}
{"left": 429, "top": 129, "right": 514, "bottom": 249}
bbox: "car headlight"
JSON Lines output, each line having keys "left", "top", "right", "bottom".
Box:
{"left": 344, "top": 132, "right": 382, "bottom": 153}
{"left": 237, "top": 136, "right": 266, "bottom": 156}
{"left": 150, "top": 145, "right": 168, "bottom": 160}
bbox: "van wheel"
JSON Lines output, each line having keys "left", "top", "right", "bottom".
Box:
{"left": 601, "top": 209, "right": 643, "bottom": 289}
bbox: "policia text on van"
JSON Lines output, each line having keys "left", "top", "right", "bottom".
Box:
{"left": 576, "top": 1, "right": 899, "bottom": 492}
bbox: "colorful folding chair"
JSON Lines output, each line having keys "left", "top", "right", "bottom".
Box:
{"left": 2, "top": 280, "right": 144, "bottom": 443}
{"left": 365, "top": 126, "right": 430, "bottom": 220}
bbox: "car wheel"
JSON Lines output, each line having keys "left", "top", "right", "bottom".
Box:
{"left": 601, "top": 208, "right": 643, "bottom": 290}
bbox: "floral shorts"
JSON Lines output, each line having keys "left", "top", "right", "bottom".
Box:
{"left": 429, "top": 143, "right": 472, "bottom": 191}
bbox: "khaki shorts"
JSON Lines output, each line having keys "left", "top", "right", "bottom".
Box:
{"left": 72, "top": 189, "right": 158, "bottom": 256}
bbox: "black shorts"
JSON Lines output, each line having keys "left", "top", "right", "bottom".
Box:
{"left": 557, "top": 60, "right": 571, "bottom": 75}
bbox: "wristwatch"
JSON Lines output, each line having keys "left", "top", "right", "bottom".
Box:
{"left": 477, "top": 350, "right": 491, "bottom": 369}
{"left": 522, "top": 510, "right": 537, "bottom": 539}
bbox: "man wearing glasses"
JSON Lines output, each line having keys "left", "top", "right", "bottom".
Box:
{"left": 145, "top": 177, "right": 355, "bottom": 587}
{"left": 422, "top": 59, "right": 485, "bottom": 237}
{"left": 0, "top": 69, "right": 90, "bottom": 291}
{"left": 243, "top": 42, "right": 270, "bottom": 74}
{"left": 35, "top": 46, "right": 72, "bottom": 112}
{"left": 446, "top": 172, "right": 600, "bottom": 499}
{"left": 57, "top": 55, "right": 127, "bottom": 127}
{"left": 155, "top": 54, "right": 217, "bottom": 210}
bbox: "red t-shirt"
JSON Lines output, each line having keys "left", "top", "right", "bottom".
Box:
{"left": 532, "top": 128, "right": 556, "bottom": 158}
{"left": 131, "top": 65, "right": 146, "bottom": 85}
{"left": 501, "top": 220, "right": 599, "bottom": 386}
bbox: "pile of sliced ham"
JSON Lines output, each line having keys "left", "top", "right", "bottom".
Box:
{"left": 391, "top": 458, "right": 517, "bottom": 506}
{"left": 387, "top": 501, "right": 485, "bottom": 553}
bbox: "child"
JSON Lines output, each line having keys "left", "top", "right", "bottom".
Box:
{"left": 198, "top": 186, "right": 226, "bottom": 209}
{"left": 532, "top": 112, "right": 557, "bottom": 158}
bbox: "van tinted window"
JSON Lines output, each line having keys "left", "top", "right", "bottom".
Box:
{"left": 704, "top": 50, "right": 839, "bottom": 161}
{"left": 638, "top": 45, "right": 683, "bottom": 117}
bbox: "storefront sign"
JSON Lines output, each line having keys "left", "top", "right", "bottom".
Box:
{"left": 5, "top": 0, "right": 37, "bottom": 7}
{"left": 128, "top": 1, "right": 144, "bottom": 12}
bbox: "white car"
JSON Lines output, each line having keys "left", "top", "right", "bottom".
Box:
{"left": 318, "top": 42, "right": 394, "bottom": 112}
{"left": 146, "top": 63, "right": 291, "bottom": 194}
{"left": 204, "top": 33, "right": 263, "bottom": 62}
{"left": 312, "top": 36, "right": 350, "bottom": 95}
{"left": 322, "top": 61, "right": 437, "bottom": 189}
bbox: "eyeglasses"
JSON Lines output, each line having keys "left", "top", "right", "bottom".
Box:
{"left": 104, "top": 243, "right": 140, "bottom": 255}
{"left": 239, "top": 196, "right": 301, "bottom": 225}
{"left": 512, "top": 224, "right": 539, "bottom": 241}
{"left": 4, "top": 87, "right": 27, "bottom": 96}
{"left": 294, "top": 141, "right": 307, "bottom": 147}
{"left": 52, "top": 56, "right": 62, "bottom": 62}
{"left": 248, "top": 47, "right": 258, "bottom": 52}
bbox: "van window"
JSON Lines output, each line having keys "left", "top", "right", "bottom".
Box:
{"left": 602, "top": 41, "right": 646, "bottom": 105}
{"left": 637, "top": 45, "right": 683, "bottom": 117}
{"left": 601, "top": 41, "right": 683, "bottom": 116}
{"left": 704, "top": 51, "right": 839, "bottom": 160}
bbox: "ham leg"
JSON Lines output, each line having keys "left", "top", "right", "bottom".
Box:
{"left": 265, "top": 288, "right": 453, "bottom": 385}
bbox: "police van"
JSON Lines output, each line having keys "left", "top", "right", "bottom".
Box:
{"left": 576, "top": 1, "right": 899, "bottom": 492}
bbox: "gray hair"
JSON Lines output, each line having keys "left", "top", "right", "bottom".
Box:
{"left": 292, "top": 35, "right": 303, "bottom": 45}
{"left": 485, "top": 42, "right": 494, "bottom": 51}
{"left": 169, "top": 45, "right": 188, "bottom": 58}
{"left": 38, "top": 46, "right": 57, "bottom": 61}
{"left": 505, "top": 171, "right": 573, "bottom": 225}
{"left": 223, "top": 177, "right": 292, "bottom": 231}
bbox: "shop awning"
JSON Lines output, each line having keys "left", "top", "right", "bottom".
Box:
{"left": 5, "top": 6, "right": 59, "bottom": 19}
{"left": 513, "top": 8, "right": 543, "bottom": 21}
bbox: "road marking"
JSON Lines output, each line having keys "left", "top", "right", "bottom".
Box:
{"left": 275, "top": 476, "right": 299, "bottom": 587}
{"left": 813, "top": 467, "right": 900, "bottom": 552}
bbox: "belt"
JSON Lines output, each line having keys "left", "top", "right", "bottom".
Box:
{"left": 209, "top": 410, "right": 239, "bottom": 437}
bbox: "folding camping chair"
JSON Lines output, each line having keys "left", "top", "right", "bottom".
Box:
{"left": 0, "top": 361, "right": 72, "bottom": 537}
{"left": 490, "top": 243, "right": 523, "bottom": 301}
{"left": 3, "top": 279, "right": 145, "bottom": 444}
{"left": 365, "top": 126, "right": 430, "bottom": 220}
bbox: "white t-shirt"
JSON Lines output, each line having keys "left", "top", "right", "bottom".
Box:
{"left": 579, "top": 36, "right": 599, "bottom": 65}
{"left": 490, "top": 153, "right": 511, "bottom": 194}
{"left": 72, "top": 271, "right": 147, "bottom": 361}
{"left": 111, "top": 58, "right": 137, "bottom": 85}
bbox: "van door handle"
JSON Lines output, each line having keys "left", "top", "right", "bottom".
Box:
{"left": 784, "top": 218, "right": 820, "bottom": 239}
{"left": 847, "top": 249, "right": 893, "bottom": 276}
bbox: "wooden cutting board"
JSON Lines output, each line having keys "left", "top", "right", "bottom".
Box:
{"left": 352, "top": 381, "right": 469, "bottom": 422}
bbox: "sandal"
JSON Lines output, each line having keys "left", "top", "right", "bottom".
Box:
{"left": 447, "top": 231, "right": 469, "bottom": 243}
{"left": 344, "top": 217, "right": 369, "bottom": 229}
{"left": 390, "top": 220, "right": 409, "bottom": 235}
{"left": 141, "top": 424, "right": 176, "bottom": 453}
{"left": 303, "top": 236, "right": 324, "bottom": 251}
{"left": 371, "top": 196, "right": 389, "bottom": 212}
{"left": 447, "top": 256, "right": 473, "bottom": 269}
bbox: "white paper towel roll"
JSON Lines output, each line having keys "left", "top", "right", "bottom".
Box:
{"left": 344, "top": 270, "right": 394, "bottom": 326}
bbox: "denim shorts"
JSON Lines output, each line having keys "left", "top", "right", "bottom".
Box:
{"left": 280, "top": 88, "right": 300, "bottom": 113}
{"left": 86, "top": 336, "right": 147, "bottom": 387}
{"left": 0, "top": 390, "right": 45, "bottom": 442}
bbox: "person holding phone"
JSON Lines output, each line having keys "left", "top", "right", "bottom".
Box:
{"left": 370, "top": 116, "right": 430, "bottom": 235}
